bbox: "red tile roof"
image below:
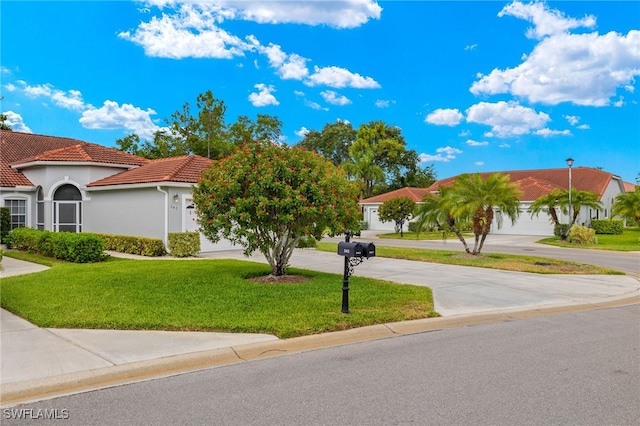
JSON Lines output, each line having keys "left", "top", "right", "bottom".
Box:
{"left": 425, "top": 167, "right": 619, "bottom": 201}
{"left": 1, "top": 130, "right": 148, "bottom": 187}
{"left": 360, "top": 187, "right": 432, "bottom": 203}
{"left": 623, "top": 181, "right": 637, "bottom": 192}
{"left": 87, "top": 155, "right": 213, "bottom": 187}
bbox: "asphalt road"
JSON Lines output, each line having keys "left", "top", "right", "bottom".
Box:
{"left": 342, "top": 234, "right": 640, "bottom": 275}
{"left": 4, "top": 304, "right": 638, "bottom": 425}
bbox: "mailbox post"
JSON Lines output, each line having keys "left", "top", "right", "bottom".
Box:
{"left": 337, "top": 230, "right": 375, "bottom": 313}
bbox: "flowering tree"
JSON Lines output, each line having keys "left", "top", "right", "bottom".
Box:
{"left": 192, "top": 142, "right": 361, "bottom": 276}
{"left": 378, "top": 196, "right": 416, "bottom": 237}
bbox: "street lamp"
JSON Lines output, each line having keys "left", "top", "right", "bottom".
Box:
{"left": 566, "top": 157, "right": 574, "bottom": 234}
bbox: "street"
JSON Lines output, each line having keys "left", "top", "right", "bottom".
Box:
{"left": 4, "top": 304, "right": 639, "bottom": 425}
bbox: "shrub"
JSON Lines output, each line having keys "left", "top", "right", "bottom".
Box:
{"left": 168, "top": 232, "right": 200, "bottom": 257}
{"left": 554, "top": 223, "right": 571, "bottom": 238}
{"left": 296, "top": 235, "right": 317, "bottom": 248}
{"left": 590, "top": 219, "right": 623, "bottom": 235}
{"left": 95, "top": 234, "right": 166, "bottom": 257}
{"left": 0, "top": 207, "right": 10, "bottom": 244}
{"left": 359, "top": 221, "right": 368, "bottom": 231}
{"left": 7, "top": 228, "right": 105, "bottom": 263}
{"left": 569, "top": 225, "right": 596, "bottom": 244}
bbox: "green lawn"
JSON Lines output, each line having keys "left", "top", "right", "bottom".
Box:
{"left": 538, "top": 227, "right": 640, "bottom": 251}
{"left": 316, "top": 242, "right": 622, "bottom": 275}
{"left": 0, "top": 256, "right": 438, "bottom": 339}
{"left": 376, "top": 231, "right": 462, "bottom": 240}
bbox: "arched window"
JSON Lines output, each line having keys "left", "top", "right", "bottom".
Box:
{"left": 53, "top": 184, "right": 82, "bottom": 232}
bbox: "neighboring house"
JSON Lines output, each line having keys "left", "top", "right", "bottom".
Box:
{"left": 360, "top": 168, "right": 629, "bottom": 236}
{"left": 360, "top": 187, "right": 431, "bottom": 232}
{"left": 0, "top": 130, "right": 235, "bottom": 252}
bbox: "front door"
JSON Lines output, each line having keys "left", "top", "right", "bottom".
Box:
{"left": 54, "top": 201, "right": 82, "bottom": 232}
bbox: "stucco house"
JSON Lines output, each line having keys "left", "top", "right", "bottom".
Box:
{"left": 360, "top": 168, "right": 629, "bottom": 236}
{"left": 0, "top": 130, "right": 234, "bottom": 252}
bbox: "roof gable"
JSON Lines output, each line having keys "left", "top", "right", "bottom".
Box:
{"left": 1, "top": 130, "right": 148, "bottom": 188}
{"left": 87, "top": 155, "right": 213, "bottom": 187}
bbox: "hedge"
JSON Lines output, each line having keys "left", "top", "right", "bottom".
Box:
{"left": 95, "top": 233, "right": 166, "bottom": 257}
{"left": 168, "top": 232, "right": 200, "bottom": 257}
{"left": 590, "top": 219, "right": 623, "bottom": 235}
{"left": 7, "top": 228, "right": 105, "bottom": 263}
{"left": 0, "top": 207, "right": 10, "bottom": 244}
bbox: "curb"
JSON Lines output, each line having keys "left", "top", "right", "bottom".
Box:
{"left": 2, "top": 291, "right": 638, "bottom": 408}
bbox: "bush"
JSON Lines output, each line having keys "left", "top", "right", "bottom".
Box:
{"left": 554, "top": 223, "right": 571, "bottom": 238}
{"left": 359, "top": 221, "right": 368, "bottom": 231}
{"left": 569, "top": 225, "right": 596, "bottom": 244}
{"left": 168, "top": 232, "right": 200, "bottom": 257}
{"left": 7, "top": 228, "right": 105, "bottom": 263}
{"left": 590, "top": 219, "right": 623, "bottom": 235}
{"left": 296, "top": 235, "right": 317, "bottom": 248}
{"left": 0, "top": 207, "right": 10, "bottom": 244}
{"left": 95, "top": 234, "right": 166, "bottom": 257}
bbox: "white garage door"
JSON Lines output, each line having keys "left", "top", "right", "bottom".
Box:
{"left": 491, "top": 209, "right": 554, "bottom": 236}
{"left": 183, "top": 198, "right": 238, "bottom": 252}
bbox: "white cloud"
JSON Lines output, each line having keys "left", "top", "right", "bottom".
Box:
{"left": 294, "top": 90, "right": 305, "bottom": 97}
{"left": 563, "top": 115, "right": 580, "bottom": 126}
{"left": 498, "top": 0, "right": 596, "bottom": 40}
{"left": 375, "top": 99, "right": 395, "bottom": 108}
{"left": 305, "top": 66, "right": 380, "bottom": 89}
{"left": 295, "top": 126, "right": 309, "bottom": 138}
{"left": 118, "top": 3, "right": 249, "bottom": 59}
{"left": 466, "top": 101, "right": 550, "bottom": 138}
{"left": 23, "top": 83, "right": 89, "bottom": 111}
{"left": 79, "top": 101, "right": 161, "bottom": 140}
{"left": 425, "top": 108, "right": 464, "bottom": 126}
{"left": 577, "top": 124, "right": 590, "bottom": 130}
{"left": 466, "top": 139, "right": 488, "bottom": 147}
{"left": 471, "top": 1, "right": 640, "bottom": 106}
{"left": 419, "top": 146, "right": 463, "bottom": 163}
{"left": 464, "top": 44, "right": 478, "bottom": 51}
{"left": 248, "top": 83, "right": 279, "bottom": 107}
{"left": 278, "top": 54, "right": 309, "bottom": 80}
{"left": 304, "top": 100, "right": 328, "bottom": 111}
{"left": 534, "top": 128, "right": 572, "bottom": 137}
{"left": 2, "top": 111, "right": 31, "bottom": 133}
{"left": 499, "top": 143, "right": 511, "bottom": 148}
{"left": 321, "top": 90, "right": 351, "bottom": 106}
{"left": 475, "top": 161, "right": 485, "bottom": 166}
{"left": 3, "top": 83, "right": 16, "bottom": 92}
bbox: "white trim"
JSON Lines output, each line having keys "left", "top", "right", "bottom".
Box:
{"left": 156, "top": 186, "right": 170, "bottom": 252}
{"left": 47, "top": 179, "right": 89, "bottom": 201}
{"left": 85, "top": 182, "right": 195, "bottom": 191}
{"left": 2, "top": 194, "right": 33, "bottom": 229}
{"left": 11, "top": 161, "right": 140, "bottom": 170}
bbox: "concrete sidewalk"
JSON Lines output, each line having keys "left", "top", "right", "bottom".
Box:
{"left": 1, "top": 247, "right": 639, "bottom": 407}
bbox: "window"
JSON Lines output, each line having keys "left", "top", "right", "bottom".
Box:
{"left": 53, "top": 184, "right": 82, "bottom": 233}
{"left": 4, "top": 199, "right": 26, "bottom": 229}
{"left": 37, "top": 187, "right": 45, "bottom": 230}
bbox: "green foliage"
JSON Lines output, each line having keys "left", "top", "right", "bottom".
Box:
{"left": 296, "top": 120, "right": 356, "bottom": 165}
{"left": 7, "top": 228, "right": 105, "bottom": 263}
{"left": 193, "top": 142, "right": 361, "bottom": 276}
{"left": 612, "top": 188, "right": 640, "bottom": 224}
{"left": 168, "top": 232, "right": 200, "bottom": 257}
{"left": 296, "top": 235, "right": 317, "bottom": 248}
{"left": 96, "top": 233, "right": 166, "bottom": 256}
{"left": 569, "top": 225, "right": 596, "bottom": 244}
{"left": 529, "top": 189, "right": 564, "bottom": 226}
{"left": 0, "top": 206, "right": 11, "bottom": 243}
{"left": 554, "top": 224, "right": 571, "bottom": 238}
{"left": 378, "top": 196, "right": 416, "bottom": 235}
{"left": 590, "top": 219, "right": 624, "bottom": 235}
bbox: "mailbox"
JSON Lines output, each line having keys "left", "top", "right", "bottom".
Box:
{"left": 338, "top": 241, "right": 364, "bottom": 257}
{"left": 337, "top": 241, "right": 376, "bottom": 258}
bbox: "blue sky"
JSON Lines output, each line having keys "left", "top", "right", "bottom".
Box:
{"left": 1, "top": 1, "right": 639, "bottom": 183}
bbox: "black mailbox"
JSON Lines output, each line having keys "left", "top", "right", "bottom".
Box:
{"left": 337, "top": 241, "right": 376, "bottom": 258}
{"left": 338, "top": 241, "right": 364, "bottom": 257}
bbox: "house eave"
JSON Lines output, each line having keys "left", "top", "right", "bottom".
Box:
{"left": 10, "top": 161, "right": 141, "bottom": 170}
{"left": 84, "top": 182, "right": 195, "bottom": 191}
{"left": 0, "top": 186, "right": 37, "bottom": 192}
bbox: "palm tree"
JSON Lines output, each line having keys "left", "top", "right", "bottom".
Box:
{"left": 342, "top": 150, "right": 385, "bottom": 198}
{"left": 413, "top": 188, "right": 472, "bottom": 253}
{"left": 448, "top": 173, "right": 522, "bottom": 254}
{"left": 559, "top": 189, "right": 602, "bottom": 226}
{"left": 529, "top": 189, "right": 563, "bottom": 226}
{"left": 612, "top": 187, "right": 640, "bottom": 224}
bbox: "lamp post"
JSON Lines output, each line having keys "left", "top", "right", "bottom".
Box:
{"left": 566, "top": 157, "right": 574, "bottom": 235}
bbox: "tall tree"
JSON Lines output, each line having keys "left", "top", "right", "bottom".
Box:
{"left": 559, "top": 188, "right": 602, "bottom": 226}
{"left": 343, "top": 149, "right": 385, "bottom": 198}
{"left": 228, "top": 114, "right": 283, "bottom": 146}
{"left": 296, "top": 121, "right": 356, "bottom": 165}
{"left": 448, "top": 173, "right": 522, "bottom": 254}
{"left": 612, "top": 187, "right": 640, "bottom": 224}
{"left": 192, "top": 142, "right": 360, "bottom": 277}
{"left": 529, "top": 189, "right": 564, "bottom": 226}
{"left": 0, "top": 113, "right": 12, "bottom": 130}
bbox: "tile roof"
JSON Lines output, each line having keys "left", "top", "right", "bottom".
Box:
{"left": 424, "top": 167, "right": 619, "bottom": 201}
{"left": 623, "top": 181, "right": 637, "bottom": 192}
{"left": 1, "top": 130, "right": 148, "bottom": 187}
{"left": 87, "top": 155, "right": 213, "bottom": 187}
{"left": 360, "top": 187, "right": 432, "bottom": 203}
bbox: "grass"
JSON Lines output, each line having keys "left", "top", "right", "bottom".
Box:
{"left": 316, "top": 242, "right": 622, "bottom": 275}
{"left": 0, "top": 255, "right": 438, "bottom": 339}
{"left": 538, "top": 227, "right": 640, "bottom": 252}
{"left": 377, "top": 231, "right": 462, "bottom": 240}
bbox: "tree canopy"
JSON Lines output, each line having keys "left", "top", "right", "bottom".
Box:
{"left": 612, "top": 187, "right": 640, "bottom": 224}
{"left": 192, "top": 142, "right": 361, "bottom": 276}
{"left": 377, "top": 196, "right": 416, "bottom": 237}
